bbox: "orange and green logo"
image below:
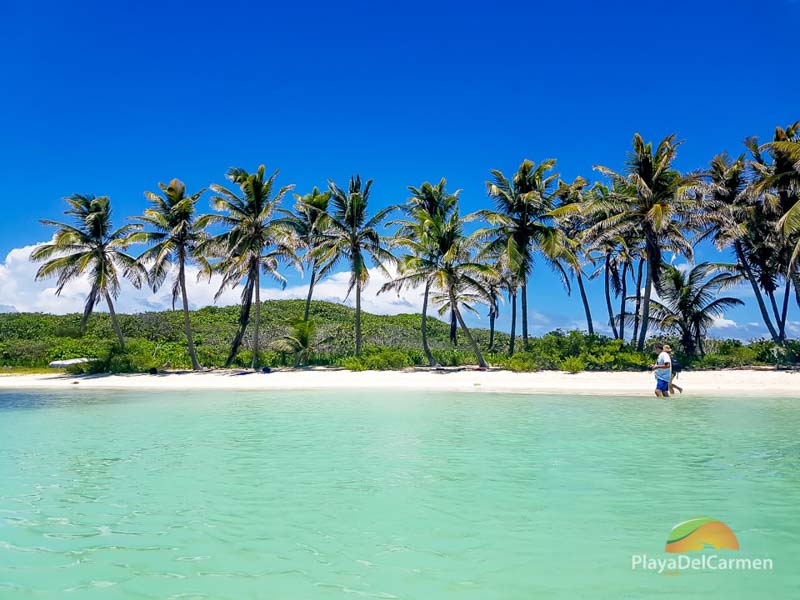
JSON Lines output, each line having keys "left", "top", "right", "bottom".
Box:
{"left": 665, "top": 517, "right": 739, "bottom": 553}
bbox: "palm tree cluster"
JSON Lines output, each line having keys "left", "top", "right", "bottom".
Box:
{"left": 32, "top": 121, "right": 800, "bottom": 368}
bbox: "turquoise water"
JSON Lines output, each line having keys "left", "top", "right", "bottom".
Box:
{"left": 0, "top": 390, "right": 798, "bottom": 599}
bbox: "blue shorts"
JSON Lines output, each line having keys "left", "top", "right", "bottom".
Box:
{"left": 656, "top": 379, "right": 669, "bottom": 392}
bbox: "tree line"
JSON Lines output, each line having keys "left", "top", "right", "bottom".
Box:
{"left": 31, "top": 122, "right": 800, "bottom": 369}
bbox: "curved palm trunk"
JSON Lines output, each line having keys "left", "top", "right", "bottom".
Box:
{"left": 488, "top": 311, "right": 496, "bottom": 351}
{"left": 80, "top": 288, "right": 99, "bottom": 336}
{"left": 618, "top": 261, "right": 628, "bottom": 342}
{"left": 636, "top": 260, "right": 654, "bottom": 351}
{"left": 792, "top": 272, "right": 800, "bottom": 310}
{"left": 779, "top": 278, "right": 791, "bottom": 342}
{"left": 104, "top": 291, "right": 125, "bottom": 349}
{"left": 450, "top": 291, "right": 488, "bottom": 368}
{"left": 421, "top": 280, "right": 437, "bottom": 366}
{"left": 521, "top": 282, "right": 529, "bottom": 348}
{"left": 449, "top": 310, "right": 458, "bottom": 346}
{"left": 508, "top": 290, "right": 517, "bottom": 357}
{"left": 576, "top": 272, "right": 594, "bottom": 335}
{"left": 251, "top": 270, "right": 261, "bottom": 370}
{"left": 632, "top": 258, "right": 644, "bottom": 345}
{"left": 605, "top": 254, "right": 619, "bottom": 339}
{"left": 767, "top": 289, "right": 782, "bottom": 332}
{"left": 355, "top": 282, "right": 362, "bottom": 356}
{"left": 179, "top": 260, "right": 200, "bottom": 370}
{"left": 304, "top": 262, "right": 317, "bottom": 321}
{"left": 734, "top": 241, "right": 780, "bottom": 342}
{"left": 225, "top": 274, "right": 255, "bottom": 367}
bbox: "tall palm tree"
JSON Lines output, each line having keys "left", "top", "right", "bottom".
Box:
{"left": 590, "top": 134, "right": 698, "bottom": 350}
{"left": 755, "top": 123, "right": 800, "bottom": 321}
{"left": 318, "top": 175, "right": 394, "bottom": 356}
{"left": 204, "top": 165, "right": 296, "bottom": 369}
{"left": 497, "top": 259, "right": 519, "bottom": 356}
{"left": 481, "top": 159, "right": 564, "bottom": 348}
{"left": 756, "top": 122, "right": 800, "bottom": 260}
{"left": 744, "top": 126, "right": 800, "bottom": 340}
{"left": 648, "top": 262, "right": 743, "bottom": 357}
{"left": 382, "top": 179, "right": 459, "bottom": 366}
{"left": 579, "top": 183, "right": 642, "bottom": 343}
{"left": 483, "top": 273, "right": 503, "bottom": 351}
{"left": 554, "top": 177, "right": 595, "bottom": 335}
{"left": 275, "top": 187, "right": 331, "bottom": 320}
{"left": 386, "top": 206, "right": 494, "bottom": 367}
{"left": 129, "top": 179, "right": 209, "bottom": 370}
{"left": 31, "top": 194, "right": 145, "bottom": 348}
{"left": 698, "top": 153, "right": 782, "bottom": 342}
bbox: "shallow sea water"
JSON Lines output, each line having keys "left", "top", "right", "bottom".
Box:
{"left": 0, "top": 389, "right": 798, "bottom": 599}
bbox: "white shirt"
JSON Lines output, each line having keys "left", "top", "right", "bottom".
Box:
{"left": 655, "top": 351, "right": 672, "bottom": 382}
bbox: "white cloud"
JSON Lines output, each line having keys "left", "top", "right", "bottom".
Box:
{"left": 0, "top": 242, "right": 424, "bottom": 317}
{"left": 710, "top": 317, "right": 737, "bottom": 329}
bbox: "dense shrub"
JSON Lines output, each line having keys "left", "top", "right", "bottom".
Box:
{"left": 560, "top": 356, "right": 586, "bottom": 373}
{"left": 492, "top": 352, "right": 545, "bottom": 372}
{"left": 336, "top": 348, "right": 417, "bottom": 371}
{"left": 0, "top": 301, "right": 795, "bottom": 373}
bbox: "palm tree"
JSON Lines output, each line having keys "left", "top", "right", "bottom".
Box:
{"left": 579, "top": 184, "right": 641, "bottom": 343}
{"left": 596, "top": 241, "right": 620, "bottom": 339}
{"left": 205, "top": 166, "right": 296, "bottom": 369}
{"left": 590, "top": 134, "right": 698, "bottom": 350}
{"left": 274, "top": 318, "right": 322, "bottom": 367}
{"left": 496, "top": 259, "right": 519, "bottom": 356}
{"left": 483, "top": 273, "right": 503, "bottom": 351}
{"left": 756, "top": 122, "right": 800, "bottom": 263}
{"left": 698, "top": 153, "right": 782, "bottom": 342}
{"left": 276, "top": 187, "right": 331, "bottom": 320}
{"left": 744, "top": 126, "right": 800, "bottom": 340}
{"left": 129, "top": 179, "right": 209, "bottom": 370}
{"left": 554, "top": 177, "right": 595, "bottom": 335}
{"left": 755, "top": 123, "right": 800, "bottom": 319}
{"left": 31, "top": 194, "right": 145, "bottom": 348}
{"left": 481, "top": 159, "right": 564, "bottom": 348}
{"left": 390, "top": 206, "right": 494, "bottom": 367}
{"left": 648, "top": 263, "right": 743, "bottom": 357}
{"left": 382, "top": 179, "right": 459, "bottom": 366}
{"left": 318, "top": 175, "right": 394, "bottom": 356}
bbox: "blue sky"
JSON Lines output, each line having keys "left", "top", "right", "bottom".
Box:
{"left": 1, "top": 0, "right": 798, "bottom": 338}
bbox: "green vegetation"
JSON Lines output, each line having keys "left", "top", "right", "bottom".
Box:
{"left": 25, "top": 122, "right": 800, "bottom": 372}
{"left": 0, "top": 301, "right": 795, "bottom": 373}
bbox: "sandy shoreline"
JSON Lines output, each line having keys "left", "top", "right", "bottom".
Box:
{"left": 0, "top": 368, "right": 796, "bottom": 396}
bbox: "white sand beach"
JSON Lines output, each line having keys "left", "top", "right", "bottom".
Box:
{"left": 0, "top": 368, "right": 796, "bottom": 397}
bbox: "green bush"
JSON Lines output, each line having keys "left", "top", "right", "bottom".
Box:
{"left": 496, "top": 353, "right": 545, "bottom": 372}
{"left": 336, "top": 349, "right": 416, "bottom": 371}
{"left": 560, "top": 356, "right": 586, "bottom": 374}
{"left": 431, "top": 349, "right": 474, "bottom": 367}
{"left": 338, "top": 357, "right": 368, "bottom": 371}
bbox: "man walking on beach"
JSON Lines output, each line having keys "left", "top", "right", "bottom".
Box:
{"left": 650, "top": 342, "right": 672, "bottom": 398}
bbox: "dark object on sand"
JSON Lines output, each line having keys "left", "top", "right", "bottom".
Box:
{"left": 262, "top": 366, "right": 272, "bottom": 374}
{"left": 148, "top": 367, "right": 158, "bottom": 375}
